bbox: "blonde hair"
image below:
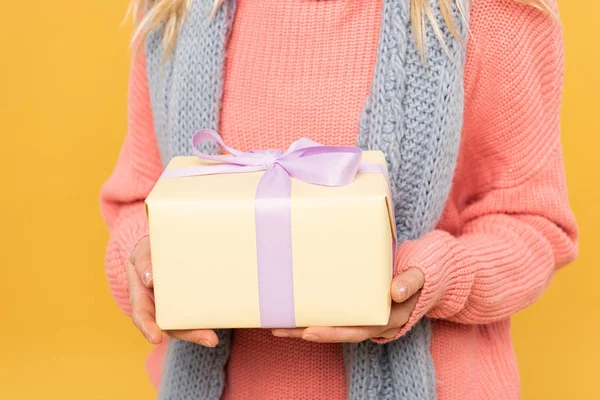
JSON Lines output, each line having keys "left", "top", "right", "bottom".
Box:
{"left": 128, "top": 0, "right": 552, "bottom": 58}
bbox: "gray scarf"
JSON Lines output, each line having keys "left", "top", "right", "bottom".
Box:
{"left": 145, "top": 0, "right": 469, "bottom": 398}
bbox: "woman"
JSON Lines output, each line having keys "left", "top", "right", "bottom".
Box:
{"left": 100, "top": 0, "right": 578, "bottom": 398}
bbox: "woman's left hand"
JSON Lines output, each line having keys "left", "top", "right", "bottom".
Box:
{"left": 272, "top": 268, "right": 424, "bottom": 342}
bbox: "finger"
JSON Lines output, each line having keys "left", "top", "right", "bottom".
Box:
{"left": 387, "top": 292, "right": 420, "bottom": 328}
{"left": 128, "top": 268, "right": 163, "bottom": 345}
{"left": 132, "top": 291, "right": 163, "bottom": 345}
{"left": 300, "top": 326, "right": 381, "bottom": 343}
{"left": 132, "top": 250, "right": 154, "bottom": 288}
{"left": 391, "top": 268, "right": 424, "bottom": 303}
{"left": 272, "top": 328, "right": 304, "bottom": 338}
{"left": 376, "top": 327, "right": 401, "bottom": 339}
{"left": 166, "top": 329, "right": 219, "bottom": 347}
{"left": 371, "top": 293, "right": 421, "bottom": 341}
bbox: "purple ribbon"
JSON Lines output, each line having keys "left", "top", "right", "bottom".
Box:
{"left": 160, "top": 129, "right": 393, "bottom": 328}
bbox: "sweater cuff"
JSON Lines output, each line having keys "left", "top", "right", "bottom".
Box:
{"left": 105, "top": 206, "right": 150, "bottom": 315}
{"left": 372, "top": 230, "right": 473, "bottom": 343}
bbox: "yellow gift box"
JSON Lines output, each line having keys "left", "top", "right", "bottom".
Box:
{"left": 145, "top": 133, "right": 395, "bottom": 330}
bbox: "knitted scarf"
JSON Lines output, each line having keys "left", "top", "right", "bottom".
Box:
{"left": 145, "top": 1, "right": 469, "bottom": 398}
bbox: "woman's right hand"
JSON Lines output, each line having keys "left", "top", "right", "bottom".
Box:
{"left": 127, "top": 237, "right": 219, "bottom": 347}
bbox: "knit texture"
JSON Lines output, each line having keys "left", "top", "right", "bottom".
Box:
{"left": 146, "top": 0, "right": 468, "bottom": 398}
{"left": 99, "top": 0, "right": 579, "bottom": 399}
{"left": 146, "top": 0, "right": 236, "bottom": 164}
{"left": 158, "top": 330, "right": 232, "bottom": 399}
{"left": 347, "top": 0, "right": 467, "bottom": 396}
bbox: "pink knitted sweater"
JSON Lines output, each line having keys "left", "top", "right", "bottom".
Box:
{"left": 100, "top": 0, "right": 578, "bottom": 398}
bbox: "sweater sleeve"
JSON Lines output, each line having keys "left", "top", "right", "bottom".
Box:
{"left": 99, "top": 49, "right": 163, "bottom": 316}
{"left": 386, "top": 0, "right": 578, "bottom": 337}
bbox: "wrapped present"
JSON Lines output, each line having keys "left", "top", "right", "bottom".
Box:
{"left": 146, "top": 129, "right": 396, "bottom": 329}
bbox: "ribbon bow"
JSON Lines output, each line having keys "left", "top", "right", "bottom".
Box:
{"left": 160, "top": 129, "right": 390, "bottom": 328}
{"left": 161, "top": 129, "right": 366, "bottom": 185}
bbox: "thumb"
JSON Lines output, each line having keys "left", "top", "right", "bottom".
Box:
{"left": 391, "top": 268, "right": 424, "bottom": 303}
{"left": 130, "top": 236, "right": 153, "bottom": 288}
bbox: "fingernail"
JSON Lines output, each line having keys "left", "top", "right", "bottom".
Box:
{"left": 302, "top": 333, "right": 319, "bottom": 342}
{"left": 201, "top": 339, "right": 214, "bottom": 347}
{"left": 272, "top": 330, "right": 290, "bottom": 338}
{"left": 394, "top": 281, "right": 408, "bottom": 300}
{"left": 143, "top": 268, "right": 153, "bottom": 285}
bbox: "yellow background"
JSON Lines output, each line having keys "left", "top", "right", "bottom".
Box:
{"left": 0, "top": 0, "right": 597, "bottom": 398}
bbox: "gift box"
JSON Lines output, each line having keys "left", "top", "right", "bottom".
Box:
{"left": 145, "top": 130, "right": 396, "bottom": 330}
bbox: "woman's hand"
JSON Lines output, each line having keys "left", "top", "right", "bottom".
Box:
{"left": 271, "top": 268, "right": 424, "bottom": 342}
{"left": 127, "top": 237, "right": 219, "bottom": 347}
